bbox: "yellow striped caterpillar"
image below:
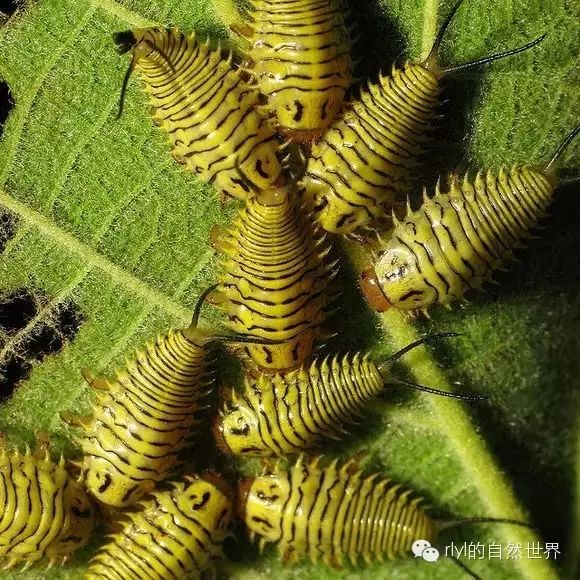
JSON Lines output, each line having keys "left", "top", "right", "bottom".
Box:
{"left": 299, "top": 0, "right": 545, "bottom": 235}
{"left": 114, "top": 27, "right": 283, "bottom": 200}
{"left": 235, "top": 0, "right": 353, "bottom": 142}
{"left": 360, "top": 125, "right": 580, "bottom": 314}
{"left": 0, "top": 437, "right": 95, "bottom": 569}
{"left": 210, "top": 187, "right": 339, "bottom": 373}
{"left": 238, "top": 455, "right": 531, "bottom": 573}
{"left": 85, "top": 473, "right": 233, "bottom": 579}
{"left": 213, "top": 333, "right": 487, "bottom": 456}
{"left": 65, "top": 288, "right": 275, "bottom": 509}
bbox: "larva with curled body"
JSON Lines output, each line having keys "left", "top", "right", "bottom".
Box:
{"left": 300, "top": 0, "right": 545, "bottom": 235}
{"left": 0, "top": 439, "right": 96, "bottom": 569}
{"left": 238, "top": 0, "right": 353, "bottom": 142}
{"left": 360, "top": 125, "right": 580, "bottom": 314}
{"left": 66, "top": 289, "right": 265, "bottom": 509}
{"left": 114, "top": 28, "right": 282, "bottom": 200}
{"left": 211, "top": 187, "right": 339, "bottom": 372}
{"left": 239, "top": 455, "right": 530, "bottom": 570}
{"left": 213, "top": 333, "right": 487, "bottom": 456}
{"left": 85, "top": 474, "right": 233, "bottom": 579}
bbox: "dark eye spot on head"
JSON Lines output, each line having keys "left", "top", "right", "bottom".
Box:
{"left": 263, "top": 346, "right": 273, "bottom": 364}
{"left": 293, "top": 100, "right": 304, "bottom": 122}
{"left": 291, "top": 343, "right": 300, "bottom": 361}
{"left": 255, "top": 159, "right": 269, "bottom": 179}
{"left": 258, "top": 491, "right": 280, "bottom": 502}
{"left": 98, "top": 473, "right": 112, "bottom": 494}
{"left": 230, "top": 424, "right": 250, "bottom": 436}
{"left": 193, "top": 491, "right": 211, "bottom": 510}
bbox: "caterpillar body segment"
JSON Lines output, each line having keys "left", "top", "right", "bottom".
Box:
{"left": 239, "top": 456, "right": 532, "bottom": 572}
{"left": 299, "top": 0, "right": 546, "bottom": 235}
{"left": 242, "top": 0, "right": 353, "bottom": 141}
{"left": 361, "top": 156, "right": 569, "bottom": 313}
{"left": 72, "top": 319, "right": 217, "bottom": 509}
{"left": 215, "top": 353, "right": 382, "bottom": 456}
{"left": 213, "top": 188, "right": 339, "bottom": 372}
{"left": 85, "top": 475, "right": 233, "bottom": 579}
{"left": 114, "top": 27, "right": 282, "bottom": 200}
{"left": 239, "top": 456, "right": 436, "bottom": 566}
{"left": 214, "top": 333, "right": 485, "bottom": 456}
{"left": 299, "top": 62, "right": 438, "bottom": 235}
{"left": 0, "top": 442, "right": 95, "bottom": 569}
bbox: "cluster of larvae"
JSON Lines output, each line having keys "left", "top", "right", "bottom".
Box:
{"left": 2, "top": 0, "right": 577, "bottom": 578}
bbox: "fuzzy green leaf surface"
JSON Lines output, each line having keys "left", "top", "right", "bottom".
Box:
{"left": 0, "top": 0, "right": 578, "bottom": 579}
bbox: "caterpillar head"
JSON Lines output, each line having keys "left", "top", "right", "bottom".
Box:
{"left": 277, "top": 91, "right": 345, "bottom": 144}
{"left": 362, "top": 243, "right": 435, "bottom": 311}
{"left": 213, "top": 401, "right": 267, "bottom": 456}
{"left": 50, "top": 480, "right": 96, "bottom": 557}
{"left": 237, "top": 474, "right": 290, "bottom": 541}
{"left": 175, "top": 475, "right": 234, "bottom": 537}
{"left": 306, "top": 182, "right": 368, "bottom": 235}
{"left": 84, "top": 459, "right": 153, "bottom": 508}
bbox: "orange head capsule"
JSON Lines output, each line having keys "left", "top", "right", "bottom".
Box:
{"left": 360, "top": 266, "right": 391, "bottom": 312}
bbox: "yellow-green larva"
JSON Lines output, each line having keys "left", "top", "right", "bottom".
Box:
{"left": 66, "top": 290, "right": 264, "bottom": 509}
{"left": 360, "top": 125, "right": 580, "bottom": 314}
{"left": 213, "top": 333, "right": 485, "bottom": 456}
{"left": 0, "top": 440, "right": 95, "bottom": 569}
{"left": 114, "top": 27, "right": 282, "bottom": 200}
{"left": 237, "top": 0, "right": 353, "bottom": 141}
{"left": 85, "top": 474, "right": 233, "bottom": 579}
{"left": 210, "top": 187, "right": 338, "bottom": 373}
{"left": 299, "top": 0, "right": 545, "bottom": 235}
{"left": 239, "top": 455, "right": 529, "bottom": 571}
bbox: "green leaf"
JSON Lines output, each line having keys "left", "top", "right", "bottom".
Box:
{"left": 0, "top": 0, "right": 578, "bottom": 579}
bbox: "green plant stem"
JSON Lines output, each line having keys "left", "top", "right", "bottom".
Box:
{"left": 382, "top": 308, "right": 559, "bottom": 580}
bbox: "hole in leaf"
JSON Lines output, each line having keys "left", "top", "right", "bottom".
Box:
{"left": 25, "top": 300, "right": 83, "bottom": 358}
{"left": 0, "top": 295, "right": 83, "bottom": 401}
{"left": 0, "top": 355, "right": 30, "bottom": 402}
{"left": 0, "top": 290, "right": 38, "bottom": 334}
{"left": 0, "top": 80, "right": 14, "bottom": 135}
{"left": 0, "top": 0, "right": 18, "bottom": 19}
{"left": 0, "top": 209, "right": 18, "bottom": 252}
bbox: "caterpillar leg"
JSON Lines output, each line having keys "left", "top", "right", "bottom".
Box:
{"left": 32, "top": 432, "right": 52, "bottom": 460}
{"left": 339, "top": 451, "right": 368, "bottom": 475}
{"left": 80, "top": 368, "right": 109, "bottom": 390}
{"left": 210, "top": 224, "right": 230, "bottom": 251}
{"left": 60, "top": 411, "right": 93, "bottom": 430}
{"left": 346, "top": 229, "right": 378, "bottom": 246}
{"left": 323, "top": 553, "right": 344, "bottom": 569}
{"left": 230, "top": 23, "right": 253, "bottom": 40}
{"left": 206, "top": 288, "right": 227, "bottom": 307}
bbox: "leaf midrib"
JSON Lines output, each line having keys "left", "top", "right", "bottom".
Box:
{"left": 0, "top": 189, "right": 204, "bottom": 324}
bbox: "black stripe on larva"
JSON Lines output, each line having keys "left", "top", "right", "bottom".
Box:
{"left": 121, "top": 487, "right": 138, "bottom": 505}
{"left": 98, "top": 473, "right": 113, "bottom": 494}
{"left": 399, "top": 290, "right": 425, "bottom": 302}
{"left": 293, "top": 100, "right": 304, "bottom": 122}
{"left": 252, "top": 516, "right": 274, "bottom": 529}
